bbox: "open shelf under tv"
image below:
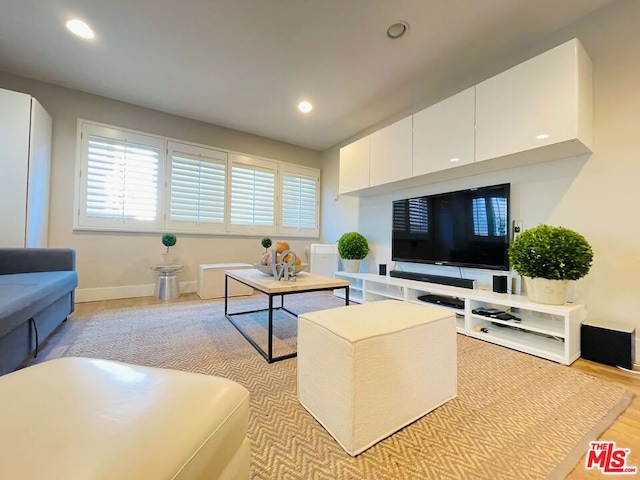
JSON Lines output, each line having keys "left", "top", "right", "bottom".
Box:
{"left": 334, "top": 271, "right": 585, "bottom": 365}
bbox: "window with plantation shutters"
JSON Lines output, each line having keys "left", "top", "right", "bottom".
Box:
{"left": 229, "top": 154, "right": 276, "bottom": 233}
{"left": 280, "top": 165, "right": 319, "bottom": 236}
{"left": 77, "top": 123, "right": 164, "bottom": 229}
{"left": 166, "top": 142, "right": 227, "bottom": 232}
{"left": 75, "top": 121, "right": 321, "bottom": 237}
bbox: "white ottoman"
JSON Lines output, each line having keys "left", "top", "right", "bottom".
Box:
{"left": 298, "top": 300, "right": 457, "bottom": 456}
{"left": 0, "top": 357, "right": 251, "bottom": 480}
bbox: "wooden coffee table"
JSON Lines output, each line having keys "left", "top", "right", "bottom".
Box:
{"left": 224, "top": 269, "right": 350, "bottom": 363}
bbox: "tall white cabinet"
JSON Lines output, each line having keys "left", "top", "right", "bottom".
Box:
{"left": 0, "top": 88, "right": 52, "bottom": 247}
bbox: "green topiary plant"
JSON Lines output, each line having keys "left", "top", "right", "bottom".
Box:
{"left": 508, "top": 224, "right": 593, "bottom": 280}
{"left": 261, "top": 237, "right": 272, "bottom": 253}
{"left": 337, "top": 232, "right": 370, "bottom": 260}
{"left": 161, "top": 233, "right": 177, "bottom": 253}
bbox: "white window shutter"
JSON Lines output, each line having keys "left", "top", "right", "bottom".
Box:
{"left": 279, "top": 165, "right": 319, "bottom": 237}
{"left": 78, "top": 124, "right": 164, "bottom": 229}
{"left": 229, "top": 154, "right": 276, "bottom": 234}
{"left": 166, "top": 142, "right": 227, "bottom": 232}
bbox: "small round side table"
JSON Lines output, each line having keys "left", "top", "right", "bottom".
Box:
{"left": 151, "top": 264, "right": 183, "bottom": 301}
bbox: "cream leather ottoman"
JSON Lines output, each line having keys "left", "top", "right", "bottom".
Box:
{"left": 298, "top": 300, "right": 457, "bottom": 456}
{"left": 0, "top": 357, "right": 251, "bottom": 480}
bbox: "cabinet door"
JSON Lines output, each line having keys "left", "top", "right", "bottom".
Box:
{"left": 413, "top": 87, "right": 475, "bottom": 176}
{"left": 369, "top": 116, "right": 412, "bottom": 187}
{"left": 0, "top": 89, "right": 31, "bottom": 247}
{"left": 339, "top": 136, "right": 370, "bottom": 194}
{"left": 476, "top": 39, "right": 586, "bottom": 162}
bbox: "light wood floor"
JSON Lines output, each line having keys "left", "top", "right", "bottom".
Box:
{"left": 32, "top": 294, "right": 640, "bottom": 478}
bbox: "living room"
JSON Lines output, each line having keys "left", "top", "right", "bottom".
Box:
{"left": 1, "top": 0, "right": 639, "bottom": 478}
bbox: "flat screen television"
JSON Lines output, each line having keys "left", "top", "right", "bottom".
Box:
{"left": 392, "top": 183, "right": 510, "bottom": 270}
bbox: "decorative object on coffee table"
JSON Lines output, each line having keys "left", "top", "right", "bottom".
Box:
{"left": 261, "top": 237, "right": 272, "bottom": 253}
{"left": 508, "top": 224, "right": 593, "bottom": 305}
{"left": 337, "top": 232, "right": 369, "bottom": 273}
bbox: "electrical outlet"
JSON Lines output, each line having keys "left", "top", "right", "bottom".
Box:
{"left": 512, "top": 219, "right": 522, "bottom": 237}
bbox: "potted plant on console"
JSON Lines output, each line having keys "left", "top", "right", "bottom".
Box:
{"left": 337, "top": 232, "right": 369, "bottom": 273}
{"left": 508, "top": 224, "right": 593, "bottom": 305}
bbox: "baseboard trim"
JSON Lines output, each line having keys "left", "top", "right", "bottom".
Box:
{"left": 75, "top": 281, "right": 197, "bottom": 303}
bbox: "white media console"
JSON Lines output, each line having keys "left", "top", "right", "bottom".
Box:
{"left": 333, "top": 271, "right": 586, "bottom": 365}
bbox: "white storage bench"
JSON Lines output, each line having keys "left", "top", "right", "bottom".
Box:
{"left": 298, "top": 300, "right": 457, "bottom": 456}
{"left": 198, "top": 263, "right": 254, "bottom": 299}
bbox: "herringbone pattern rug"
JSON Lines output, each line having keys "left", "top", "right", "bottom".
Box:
{"left": 65, "top": 293, "right": 632, "bottom": 479}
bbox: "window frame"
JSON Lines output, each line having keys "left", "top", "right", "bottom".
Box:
{"left": 278, "top": 163, "right": 320, "bottom": 237}
{"left": 74, "top": 119, "right": 320, "bottom": 238}
{"left": 164, "top": 141, "right": 228, "bottom": 234}
{"left": 76, "top": 122, "right": 166, "bottom": 231}
{"left": 228, "top": 153, "right": 278, "bottom": 235}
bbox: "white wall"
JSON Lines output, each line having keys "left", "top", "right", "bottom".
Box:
{"left": 0, "top": 72, "right": 322, "bottom": 299}
{"left": 321, "top": 0, "right": 640, "bottom": 336}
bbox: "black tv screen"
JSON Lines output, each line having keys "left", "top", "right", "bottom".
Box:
{"left": 392, "top": 183, "right": 510, "bottom": 270}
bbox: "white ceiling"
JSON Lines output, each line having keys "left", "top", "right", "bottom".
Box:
{"left": 0, "top": 0, "right": 616, "bottom": 151}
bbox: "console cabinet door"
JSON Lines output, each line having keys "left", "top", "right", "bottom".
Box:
{"left": 369, "top": 116, "right": 413, "bottom": 187}
{"left": 413, "top": 87, "right": 475, "bottom": 176}
{"left": 476, "top": 38, "right": 592, "bottom": 162}
{"left": 339, "top": 135, "right": 370, "bottom": 194}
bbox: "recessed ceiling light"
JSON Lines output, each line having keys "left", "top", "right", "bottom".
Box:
{"left": 387, "top": 22, "right": 409, "bottom": 39}
{"left": 535, "top": 133, "right": 550, "bottom": 140}
{"left": 449, "top": 158, "right": 460, "bottom": 163}
{"left": 66, "top": 19, "right": 95, "bottom": 40}
{"left": 298, "top": 101, "right": 313, "bottom": 113}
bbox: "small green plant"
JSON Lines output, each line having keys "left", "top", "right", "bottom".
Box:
{"left": 337, "top": 232, "right": 369, "bottom": 260}
{"left": 261, "top": 237, "right": 272, "bottom": 252}
{"left": 508, "top": 224, "right": 593, "bottom": 280}
{"left": 161, "top": 233, "right": 177, "bottom": 253}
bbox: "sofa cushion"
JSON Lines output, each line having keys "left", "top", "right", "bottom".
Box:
{"left": 0, "top": 271, "right": 78, "bottom": 337}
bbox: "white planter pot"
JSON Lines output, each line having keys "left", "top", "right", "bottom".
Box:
{"left": 524, "top": 277, "right": 569, "bottom": 305}
{"left": 162, "top": 253, "right": 177, "bottom": 265}
{"left": 342, "top": 259, "right": 361, "bottom": 273}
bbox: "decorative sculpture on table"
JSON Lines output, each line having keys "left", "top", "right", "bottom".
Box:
{"left": 270, "top": 247, "right": 297, "bottom": 281}
{"left": 257, "top": 239, "right": 305, "bottom": 280}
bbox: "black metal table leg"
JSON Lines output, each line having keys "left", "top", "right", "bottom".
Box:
{"left": 224, "top": 274, "right": 228, "bottom": 315}
{"left": 224, "top": 276, "right": 350, "bottom": 363}
{"left": 268, "top": 294, "right": 274, "bottom": 363}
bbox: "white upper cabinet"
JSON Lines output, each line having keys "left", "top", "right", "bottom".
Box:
{"left": 413, "top": 87, "right": 475, "bottom": 176}
{"left": 339, "top": 135, "right": 370, "bottom": 194}
{"left": 369, "top": 116, "right": 413, "bottom": 187}
{"left": 338, "top": 38, "right": 593, "bottom": 196}
{"left": 476, "top": 38, "right": 593, "bottom": 163}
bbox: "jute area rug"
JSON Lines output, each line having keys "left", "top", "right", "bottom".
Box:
{"left": 65, "top": 293, "right": 631, "bottom": 479}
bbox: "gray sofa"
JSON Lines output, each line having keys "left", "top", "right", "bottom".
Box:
{"left": 0, "top": 248, "right": 78, "bottom": 376}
